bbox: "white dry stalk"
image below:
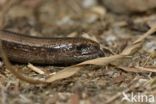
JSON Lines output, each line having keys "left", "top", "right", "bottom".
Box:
{"left": 27, "top": 63, "right": 45, "bottom": 75}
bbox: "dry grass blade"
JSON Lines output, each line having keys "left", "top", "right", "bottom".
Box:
{"left": 135, "top": 66, "right": 156, "bottom": 73}
{"left": 121, "top": 42, "right": 142, "bottom": 55}
{"left": 117, "top": 66, "right": 146, "bottom": 73}
{"left": 46, "top": 66, "right": 81, "bottom": 82}
{"left": 118, "top": 66, "right": 156, "bottom": 73}
{"left": 134, "top": 26, "right": 156, "bottom": 44}
{"left": 76, "top": 55, "right": 126, "bottom": 66}
{"left": 46, "top": 55, "right": 128, "bottom": 83}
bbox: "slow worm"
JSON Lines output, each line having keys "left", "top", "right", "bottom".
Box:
{"left": 0, "top": 30, "right": 104, "bottom": 65}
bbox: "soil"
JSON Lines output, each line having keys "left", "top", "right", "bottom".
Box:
{"left": 0, "top": 0, "right": 156, "bottom": 104}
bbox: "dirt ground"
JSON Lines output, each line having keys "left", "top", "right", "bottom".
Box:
{"left": 1, "top": 0, "right": 156, "bottom": 104}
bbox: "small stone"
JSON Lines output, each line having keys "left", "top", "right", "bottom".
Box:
{"left": 143, "top": 41, "right": 156, "bottom": 57}
{"left": 82, "top": 0, "right": 97, "bottom": 8}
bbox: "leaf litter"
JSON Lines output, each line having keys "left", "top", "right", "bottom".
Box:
{"left": 1, "top": 24, "right": 156, "bottom": 84}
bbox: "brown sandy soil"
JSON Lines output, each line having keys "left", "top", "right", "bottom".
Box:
{"left": 0, "top": 0, "right": 156, "bottom": 104}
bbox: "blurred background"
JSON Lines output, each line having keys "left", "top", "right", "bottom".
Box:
{"left": 0, "top": 0, "right": 156, "bottom": 38}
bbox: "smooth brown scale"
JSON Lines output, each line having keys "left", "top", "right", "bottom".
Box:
{"left": 0, "top": 30, "right": 104, "bottom": 65}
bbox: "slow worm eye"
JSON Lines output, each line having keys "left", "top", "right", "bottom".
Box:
{"left": 76, "top": 44, "right": 99, "bottom": 55}
{"left": 76, "top": 44, "right": 88, "bottom": 51}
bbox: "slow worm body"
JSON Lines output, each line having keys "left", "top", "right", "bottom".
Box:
{"left": 0, "top": 30, "right": 104, "bottom": 65}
